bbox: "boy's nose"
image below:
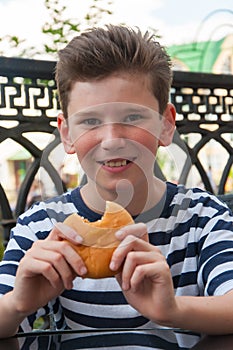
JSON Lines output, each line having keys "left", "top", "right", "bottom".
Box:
{"left": 100, "top": 123, "right": 126, "bottom": 150}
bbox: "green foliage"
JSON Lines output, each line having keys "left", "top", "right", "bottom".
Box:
{"left": 33, "top": 316, "right": 50, "bottom": 329}
{"left": 0, "top": 0, "right": 113, "bottom": 59}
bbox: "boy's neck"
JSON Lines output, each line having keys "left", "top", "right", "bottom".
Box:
{"left": 80, "top": 177, "right": 166, "bottom": 217}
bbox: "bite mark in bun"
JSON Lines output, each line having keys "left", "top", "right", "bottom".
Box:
{"left": 63, "top": 201, "right": 134, "bottom": 279}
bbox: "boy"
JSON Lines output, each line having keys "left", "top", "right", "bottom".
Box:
{"left": 0, "top": 24, "right": 233, "bottom": 346}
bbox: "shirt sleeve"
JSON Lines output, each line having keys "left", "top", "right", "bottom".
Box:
{"left": 197, "top": 201, "right": 233, "bottom": 296}
{"left": 0, "top": 204, "right": 52, "bottom": 332}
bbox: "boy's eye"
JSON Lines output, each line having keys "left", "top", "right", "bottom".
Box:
{"left": 82, "top": 118, "right": 101, "bottom": 126}
{"left": 124, "top": 114, "right": 144, "bottom": 123}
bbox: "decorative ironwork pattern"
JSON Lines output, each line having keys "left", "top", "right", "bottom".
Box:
{"left": 0, "top": 57, "right": 63, "bottom": 244}
{"left": 171, "top": 71, "right": 233, "bottom": 194}
{"left": 0, "top": 57, "right": 233, "bottom": 245}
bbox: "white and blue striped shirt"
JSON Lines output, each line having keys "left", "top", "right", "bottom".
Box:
{"left": 1, "top": 182, "right": 233, "bottom": 348}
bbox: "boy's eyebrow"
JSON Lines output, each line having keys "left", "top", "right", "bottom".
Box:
{"left": 71, "top": 106, "right": 156, "bottom": 118}
{"left": 123, "top": 107, "right": 149, "bottom": 113}
{"left": 71, "top": 110, "right": 102, "bottom": 118}
{"left": 113, "top": 106, "right": 156, "bottom": 114}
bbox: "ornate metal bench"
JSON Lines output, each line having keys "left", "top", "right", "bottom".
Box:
{"left": 0, "top": 56, "right": 233, "bottom": 245}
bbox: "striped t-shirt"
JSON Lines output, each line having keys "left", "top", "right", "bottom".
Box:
{"left": 1, "top": 181, "right": 233, "bottom": 349}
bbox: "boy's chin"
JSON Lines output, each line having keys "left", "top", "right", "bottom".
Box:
{"left": 101, "top": 180, "right": 135, "bottom": 206}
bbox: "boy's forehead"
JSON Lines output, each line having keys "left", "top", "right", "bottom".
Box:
{"left": 69, "top": 102, "right": 161, "bottom": 120}
{"left": 67, "top": 75, "right": 159, "bottom": 117}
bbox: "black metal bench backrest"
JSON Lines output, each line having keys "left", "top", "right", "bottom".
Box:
{"left": 0, "top": 56, "right": 233, "bottom": 245}
{"left": 216, "top": 193, "right": 233, "bottom": 212}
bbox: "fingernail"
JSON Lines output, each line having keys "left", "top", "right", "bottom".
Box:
{"left": 55, "top": 222, "right": 83, "bottom": 243}
{"left": 109, "top": 261, "right": 116, "bottom": 271}
{"left": 80, "top": 266, "right": 87, "bottom": 276}
{"left": 115, "top": 230, "right": 124, "bottom": 239}
{"left": 122, "top": 281, "right": 129, "bottom": 291}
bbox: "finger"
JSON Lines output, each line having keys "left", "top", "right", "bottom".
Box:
{"left": 35, "top": 259, "right": 66, "bottom": 290}
{"left": 129, "top": 261, "right": 170, "bottom": 292}
{"left": 29, "top": 247, "right": 76, "bottom": 289}
{"left": 30, "top": 240, "right": 87, "bottom": 278}
{"left": 121, "top": 251, "right": 159, "bottom": 290}
{"left": 19, "top": 255, "right": 64, "bottom": 291}
{"left": 110, "top": 235, "right": 154, "bottom": 271}
{"left": 49, "top": 222, "right": 83, "bottom": 244}
{"left": 115, "top": 223, "right": 148, "bottom": 241}
{"left": 57, "top": 241, "right": 88, "bottom": 278}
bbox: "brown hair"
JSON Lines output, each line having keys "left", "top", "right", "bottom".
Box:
{"left": 55, "top": 24, "right": 173, "bottom": 118}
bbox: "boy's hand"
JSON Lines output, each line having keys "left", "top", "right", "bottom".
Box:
{"left": 11, "top": 224, "right": 87, "bottom": 317}
{"left": 110, "top": 223, "right": 177, "bottom": 326}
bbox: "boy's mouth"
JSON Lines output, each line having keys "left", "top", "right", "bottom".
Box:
{"left": 98, "top": 158, "right": 134, "bottom": 168}
{"left": 104, "top": 159, "right": 129, "bottom": 167}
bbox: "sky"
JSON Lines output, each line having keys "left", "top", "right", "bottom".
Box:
{"left": 0, "top": 0, "right": 232, "bottom": 57}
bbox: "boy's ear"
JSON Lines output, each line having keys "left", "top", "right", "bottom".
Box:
{"left": 57, "top": 113, "right": 75, "bottom": 154}
{"left": 158, "top": 103, "right": 176, "bottom": 147}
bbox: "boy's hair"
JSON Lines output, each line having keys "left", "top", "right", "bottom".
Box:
{"left": 55, "top": 24, "right": 173, "bottom": 118}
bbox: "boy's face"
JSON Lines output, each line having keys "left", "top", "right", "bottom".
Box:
{"left": 58, "top": 74, "right": 175, "bottom": 200}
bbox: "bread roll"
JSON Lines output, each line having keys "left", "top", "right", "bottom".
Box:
{"left": 63, "top": 201, "right": 134, "bottom": 278}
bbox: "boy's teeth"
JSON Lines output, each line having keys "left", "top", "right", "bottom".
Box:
{"left": 105, "top": 159, "right": 127, "bottom": 167}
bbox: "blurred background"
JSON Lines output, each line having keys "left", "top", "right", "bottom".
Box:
{"left": 0, "top": 0, "right": 232, "bottom": 257}
{"left": 0, "top": 0, "right": 232, "bottom": 72}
